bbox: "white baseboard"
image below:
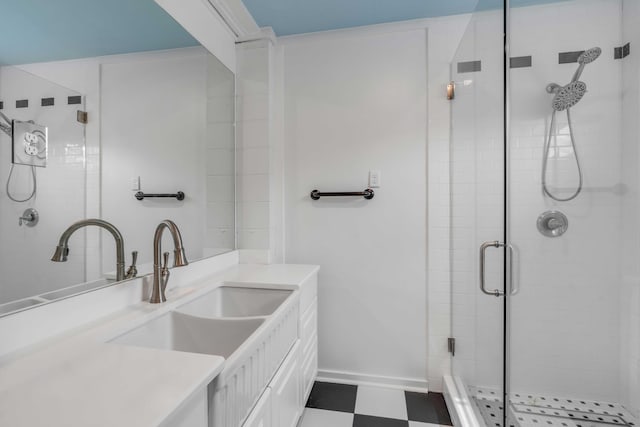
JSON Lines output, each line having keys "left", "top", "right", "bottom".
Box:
{"left": 317, "top": 369, "right": 428, "bottom": 393}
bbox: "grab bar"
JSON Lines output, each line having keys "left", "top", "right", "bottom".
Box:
{"left": 135, "top": 191, "right": 185, "bottom": 201}
{"left": 479, "top": 241, "right": 514, "bottom": 297}
{"left": 310, "top": 189, "right": 374, "bottom": 200}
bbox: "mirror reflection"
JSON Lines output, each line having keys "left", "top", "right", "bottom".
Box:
{"left": 0, "top": 0, "right": 236, "bottom": 316}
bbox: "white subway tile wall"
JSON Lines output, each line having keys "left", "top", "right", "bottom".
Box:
{"left": 236, "top": 40, "right": 273, "bottom": 254}
{"left": 206, "top": 53, "right": 236, "bottom": 253}
{"left": 0, "top": 67, "right": 86, "bottom": 303}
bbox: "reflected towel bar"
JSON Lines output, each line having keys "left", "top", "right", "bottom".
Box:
{"left": 310, "top": 189, "right": 374, "bottom": 200}
{"left": 135, "top": 191, "right": 185, "bottom": 201}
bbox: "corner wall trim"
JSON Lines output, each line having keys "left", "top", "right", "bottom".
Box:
{"left": 317, "top": 369, "right": 428, "bottom": 393}
{"left": 205, "top": 0, "right": 260, "bottom": 39}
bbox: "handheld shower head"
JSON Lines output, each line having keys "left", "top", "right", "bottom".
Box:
{"left": 552, "top": 81, "right": 587, "bottom": 111}
{"left": 572, "top": 47, "right": 601, "bottom": 82}
{"left": 543, "top": 47, "right": 600, "bottom": 202}
{"left": 578, "top": 47, "right": 602, "bottom": 64}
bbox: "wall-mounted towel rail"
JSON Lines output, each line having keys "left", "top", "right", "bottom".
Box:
{"left": 135, "top": 191, "right": 185, "bottom": 201}
{"left": 310, "top": 189, "right": 374, "bottom": 200}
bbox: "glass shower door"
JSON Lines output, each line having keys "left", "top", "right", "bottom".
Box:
{"left": 451, "top": 2, "right": 640, "bottom": 427}
{"left": 449, "top": 1, "right": 508, "bottom": 425}
{"left": 506, "top": 1, "right": 637, "bottom": 427}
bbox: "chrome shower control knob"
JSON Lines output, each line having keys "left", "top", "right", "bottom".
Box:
{"left": 18, "top": 208, "right": 39, "bottom": 227}
{"left": 537, "top": 210, "right": 568, "bottom": 237}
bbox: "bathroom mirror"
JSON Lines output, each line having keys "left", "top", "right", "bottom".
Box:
{"left": 0, "top": 0, "right": 236, "bottom": 316}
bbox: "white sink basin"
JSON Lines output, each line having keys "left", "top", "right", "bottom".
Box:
{"left": 110, "top": 311, "right": 263, "bottom": 358}
{"left": 176, "top": 286, "right": 292, "bottom": 318}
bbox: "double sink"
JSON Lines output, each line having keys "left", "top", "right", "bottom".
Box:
{"left": 110, "top": 285, "right": 293, "bottom": 359}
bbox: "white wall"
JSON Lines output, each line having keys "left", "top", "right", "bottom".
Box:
{"left": 279, "top": 16, "right": 469, "bottom": 391}
{"left": 100, "top": 49, "right": 209, "bottom": 271}
{"left": 282, "top": 25, "right": 430, "bottom": 387}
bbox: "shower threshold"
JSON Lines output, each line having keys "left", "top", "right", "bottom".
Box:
{"left": 470, "top": 386, "right": 638, "bottom": 427}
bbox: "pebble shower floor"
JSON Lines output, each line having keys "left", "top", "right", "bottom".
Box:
{"left": 470, "top": 386, "right": 638, "bottom": 427}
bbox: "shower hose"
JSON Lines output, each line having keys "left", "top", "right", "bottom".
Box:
{"left": 541, "top": 108, "right": 583, "bottom": 202}
{"left": 6, "top": 163, "right": 37, "bottom": 202}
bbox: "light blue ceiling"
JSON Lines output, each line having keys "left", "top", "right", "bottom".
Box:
{"left": 241, "top": 0, "right": 568, "bottom": 36}
{"left": 0, "top": 0, "right": 199, "bottom": 66}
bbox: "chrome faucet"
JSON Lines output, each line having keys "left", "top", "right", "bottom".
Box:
{"left": 51, "top": 219, "right": 137, "bottom": 281}
{"left": 149, "top": 220, "right": 189, "bottom": 303}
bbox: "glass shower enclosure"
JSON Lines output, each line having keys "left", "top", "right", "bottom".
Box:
{"left": 448, "top": 1, "right": 640, "bottom": 427}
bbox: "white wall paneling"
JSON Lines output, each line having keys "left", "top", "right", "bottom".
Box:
{"left": 235, "top": 36, "right": 285, "bottom": 263}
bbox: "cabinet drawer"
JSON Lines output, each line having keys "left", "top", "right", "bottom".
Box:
{"left": 242, "top": 388, "right": 272, "bottom": 427}
{"left": 300, "top": 298, "right": 317, "bottom": 351}
{"left": 301, "top": 340, "right": 318, "bottom": 404}
{"left": 270, "top": 341, "right": 301, "bottom": 427}
{"left": 299, "top": 274, "right": 317, "bottom": 314}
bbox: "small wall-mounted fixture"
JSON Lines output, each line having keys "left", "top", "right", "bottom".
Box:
{"left": 77, "top": 111, "right": 88, "bottom": 124}
{"left": 537, "top": 210, "right": 568, "bottom": 237}
{"left": 447, "top": 81, "right": 455, "bottom": 100}
{"left": 19, "top": 208, "right": 38, "bottom": 227}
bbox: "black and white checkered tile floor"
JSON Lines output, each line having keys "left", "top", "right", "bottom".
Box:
{"left": 299, "top": 381, "right": 454, "bottom": 427}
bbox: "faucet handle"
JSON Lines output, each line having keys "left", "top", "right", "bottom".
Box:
{"left": 125, "top": 250, "right": 138, "bottom": 279}
{"left": 160, "top": 251, "right": 171, "bottom": 293}
{"left": 19, "top": 208, "right": 39, "bottom": 227}
{"left": 162, "top": 251, "right": 169, "bottom": 270}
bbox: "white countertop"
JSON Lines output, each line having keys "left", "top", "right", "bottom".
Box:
{"left": 0, "top": 262, "right": 319, "bottom": 427}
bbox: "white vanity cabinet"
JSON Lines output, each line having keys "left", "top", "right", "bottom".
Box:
{"left": 242, "top": 389, "right": 272, "bottom": 427}
{"left": 240, "top": 272, "right": 318, "bottom": 427}
{"left": 298, "top": 275, "right": 318, "bottom": 405}
{"left": 270, "top": 341, "right": 301, "bottom": 427}
{"left": 242, "top": 343, "right": 301, "bottom": 427}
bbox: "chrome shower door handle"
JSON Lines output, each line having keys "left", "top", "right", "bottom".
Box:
{"left": 479, "top": 241, "right": 506, "bottom": 297}
{"left": 506, "top": 243, "right": 518, "bottom": 296}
